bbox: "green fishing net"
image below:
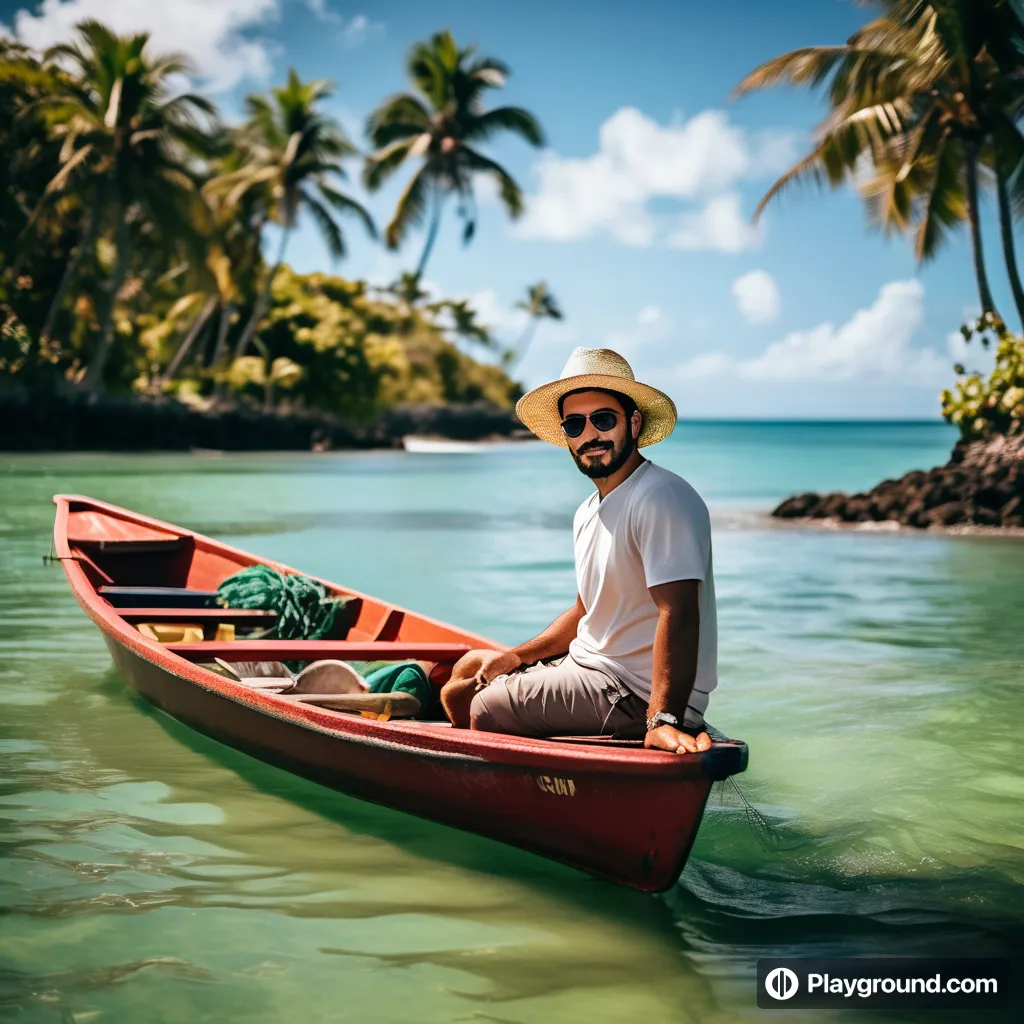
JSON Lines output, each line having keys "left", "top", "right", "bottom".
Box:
{"left": 211, "top": 565, "right": 349, "bottom": 641}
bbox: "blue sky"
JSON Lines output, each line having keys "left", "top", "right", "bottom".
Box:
{"left": 1, "top": 0, "right": 1009, "bottom": 417}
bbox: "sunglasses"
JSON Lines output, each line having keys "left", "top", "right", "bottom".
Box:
{"left": 560, "top": 409, "right": 620, "bottom": 438}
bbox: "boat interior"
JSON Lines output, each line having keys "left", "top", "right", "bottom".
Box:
{"left": 64, "top": 503, "right": 477, "bottom": 725}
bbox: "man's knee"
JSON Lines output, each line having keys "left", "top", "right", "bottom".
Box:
{"left": 469, "top": 680, "right": 514, "bottom": 733}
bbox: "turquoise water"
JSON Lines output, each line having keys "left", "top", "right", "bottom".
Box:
{"left": 2, "top": 422, "right": 1022, "bottom": 1022}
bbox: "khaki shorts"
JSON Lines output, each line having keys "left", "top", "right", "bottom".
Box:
{"left": 469, "top": 654, "right": 705, "bottom": 739}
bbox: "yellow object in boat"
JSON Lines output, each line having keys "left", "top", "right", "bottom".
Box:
{"left": 137, "top": 622, "right": 204, "bottom": 644}
{"left": 137, "top": 622, "right": 236, "bottom": 643}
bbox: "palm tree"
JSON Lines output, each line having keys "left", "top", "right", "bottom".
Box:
{"left": 734, "top": 0, "right": 1024, "bottom": 324}
{"left": 364, "top": 29, "right": 544, "bottom": 280}
{"left": 35, "top": 20, "right": 216, "bottom": 392}
{"left": 429, "top": 296, "right": 493, "bottom": 350}
{"left": 208, "top": 69, "right": 375, "bottom": 361}
{"left": 505, "top": 281, "right": 562, "bottom": 369}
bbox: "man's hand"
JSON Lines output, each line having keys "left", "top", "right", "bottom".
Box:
{"left": 451, "top": 648, "right": 522, "bottom": 687}
{"left": 442, "top": 649, "right": 522, "bottom": 728}
{"left": 644, "top": 724, "right": 712, "bottom": 754}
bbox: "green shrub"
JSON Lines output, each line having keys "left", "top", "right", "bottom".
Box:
{"left": 941, "top": 313, "right": 1024, "bottom": 440}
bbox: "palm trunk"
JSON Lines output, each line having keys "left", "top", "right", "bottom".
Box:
{"left": 83, "top": 214, "right": 131, "bottom": 395}
{"left": 210, "top": 301, "right": 234, "bottom": 368}
{"left": 995, "top": 170, "right": 1024, "bottom": 331}
{"left": 414, "top": 188, "right": 442, "bottom": 281}
{"left": 506, "top": 319, "right": 537, "bottom": 370}
{"left": 964, "top": 142, "right": 999, "bottom": 318}
{"left": 234, "top": 227, "right": 291, "bottom": 361}
{"left": 40, "top": 192, "right": 98, "bottom": 347}
{"left": 161, "top": 295, "right": 218, "bottom": 383}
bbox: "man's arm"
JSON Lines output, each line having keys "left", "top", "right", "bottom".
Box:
{"left": 506, "top": 592, "right": 586, "bottom": 667}
{"left": 644, "top": 580, "right": 711, "bottom": 754}
{"left": 440, "top": 595, "right": 585, "bottom": 726}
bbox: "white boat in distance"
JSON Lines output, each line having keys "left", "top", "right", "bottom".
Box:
{"left": 402, "top": 434, "right": 542, "bottom": 453}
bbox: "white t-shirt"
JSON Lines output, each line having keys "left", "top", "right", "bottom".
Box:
{"left": 568, "top": 460, "right": 718, "bottom": 714}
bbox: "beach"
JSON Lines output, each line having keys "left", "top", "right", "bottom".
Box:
{"left": 2, "top": 421, "right": 1021, "bottom": 1023}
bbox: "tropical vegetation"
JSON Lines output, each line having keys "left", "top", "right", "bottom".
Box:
{"left": 364, "top": 29, "right": 544, "bottom": 281}
{"left": 0, "top": 21, "right": 548, "bottom": 419}
{"left": 942, "top": 313, "right": 1024, "bottom": 439}
{"left": 735, "top": 0, "right": 1024, "bottom": 435}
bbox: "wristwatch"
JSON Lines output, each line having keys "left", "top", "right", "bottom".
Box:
{"left": 646, "top": 711, "right": 679, "bottom": 732}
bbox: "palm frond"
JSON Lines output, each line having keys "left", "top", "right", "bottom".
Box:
{"left": 459, "top": 147, "right": 523, "bottom": 217}
{"left": 316, "top": 182, "right": 377, "bottom": 238}
{"left": 365, "top": 93, "right": 432, "bottom": 147}
{"left": 463, "top": 106, "right": 544, "bottom": 146}
{"left": 303, "top": 192, "right": 346, "bottom": 260}
{"left": 385, "top": 165, "right": 431, "bottom": 249}
{"left": 914, "top": 133, "right": 967, "bottom": 262}
{"left": 734, "top": 46, "right": 863, "bottom": 97}
{"left": 363, "top": 136, "right": 419, "bottom": 191}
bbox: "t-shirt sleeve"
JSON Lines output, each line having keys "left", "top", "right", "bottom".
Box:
{"left": 632, "top": 480, "right": 710, "bottom": 589}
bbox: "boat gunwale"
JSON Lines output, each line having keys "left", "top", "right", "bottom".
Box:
{"left": 53, "top": 493, "right": 746, "bottom": 779}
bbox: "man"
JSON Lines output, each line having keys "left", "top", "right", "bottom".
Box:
{"left": 441, "top": 347, "right": 715, "bottom": 755}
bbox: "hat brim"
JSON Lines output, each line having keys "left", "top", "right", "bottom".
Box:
{"left": 515, "top": 373, "right": 678, "bottom": 448}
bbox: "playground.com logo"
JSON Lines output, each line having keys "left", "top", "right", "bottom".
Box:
{"left": 763, "top": 967, "right": 799, "bottom": 1001}
{"left": 757, "top": 958, "right": 1010, "bottom": 1010}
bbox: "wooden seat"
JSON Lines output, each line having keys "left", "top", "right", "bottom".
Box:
{"left": 165, "top": 640, "right": 471, "bottom": 661}
{"left": 120, "top": 608, "right": 277, "bottom": 626}
{"left": 99, "top": 586, "right": 221, "bottom": 608}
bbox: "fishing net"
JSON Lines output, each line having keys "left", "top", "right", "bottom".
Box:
{"left": 211, "top": 565, "right": 349, "bottom": 641}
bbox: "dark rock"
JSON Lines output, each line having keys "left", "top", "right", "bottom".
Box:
{"left": 971, "top": 507, "right": 1001, "bottom": 526}
{"left": 772, "top": 433, "right": 1024, "bottom": 532}
{"left": 773, "top": 493, "right": 821, "bottom": 518}
{"left": 841, "top": 497, "right": 869, "bottom": 522}
{"left": 926, "top": 502, "right": 968, "bottom": 527}
{"left": 899, "top": 499, "right": 929, "bottom": 528}
{"left": 1001, "top": 495, "right": 1024, "bottom": 520}
{"left": 818, "top": 492, "right": 848, "bottom": 517}
{"left": 975, "top": 483, "right": 1013, "bottom": 510}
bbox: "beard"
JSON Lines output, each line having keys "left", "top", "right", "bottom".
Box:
{"left": 570, "top": 430, "right": 635, "bottom": 478}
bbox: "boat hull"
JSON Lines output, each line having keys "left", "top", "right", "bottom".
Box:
{"left": 103, "top": 634, "right": 715, "bottom": 891}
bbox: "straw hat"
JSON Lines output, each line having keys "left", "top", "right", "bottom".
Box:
{"left": 515, "top": 347, "right": 677, "bottom": 448}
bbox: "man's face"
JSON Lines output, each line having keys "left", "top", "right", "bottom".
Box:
{"left": 561, "top": 390, "right": 639, "bottom": 479}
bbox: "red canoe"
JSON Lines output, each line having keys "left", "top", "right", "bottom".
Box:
{"left": 52, "top": 494, "right": 747, "bottom": 892}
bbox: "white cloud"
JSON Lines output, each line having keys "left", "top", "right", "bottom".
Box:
{"left": 517, "top": 106, "right": 796, "bottom": 250}
{"left": 668, "top": 194, "right": 763, "bottom": 254}
{"left": 464, "top": 288, "right": 529, "bottom": 336}
{"left": 304, "top": 0, "right": 341, "bottom": 24}
{"left": 4, "top": 0, "right": 279, "bottom": 92}
{"left": 732, "top": 269, "right": 780, "bottom": 324}
{"left": 605, "top": 304, "right": 671, "bottom": 358}
{"left": 677, "top": 279, "right": 948, "bottom": 385}
{"left": 342, "top": 13, "right": 384, "bottom": 48}
{"left": 300, "top": 2, "right": 381, "bottom": 46}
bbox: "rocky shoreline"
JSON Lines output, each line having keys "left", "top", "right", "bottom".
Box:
{"left": 0, "top": 388, "right": 524, "bottom": 452}
{"left": 773, "top": 433, "right": 1024, "bottom": 530}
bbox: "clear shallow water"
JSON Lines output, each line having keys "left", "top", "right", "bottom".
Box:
{"left": 1, "top": 422, "right": 1022, "bottom": 1023}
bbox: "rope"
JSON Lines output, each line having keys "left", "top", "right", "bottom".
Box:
{"left": 211, "top": 565, "right": 348, "bottom": 641}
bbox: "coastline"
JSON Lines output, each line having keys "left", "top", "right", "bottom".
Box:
{"left": 0, "top": 388, "right": 522, "bottom": 452}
